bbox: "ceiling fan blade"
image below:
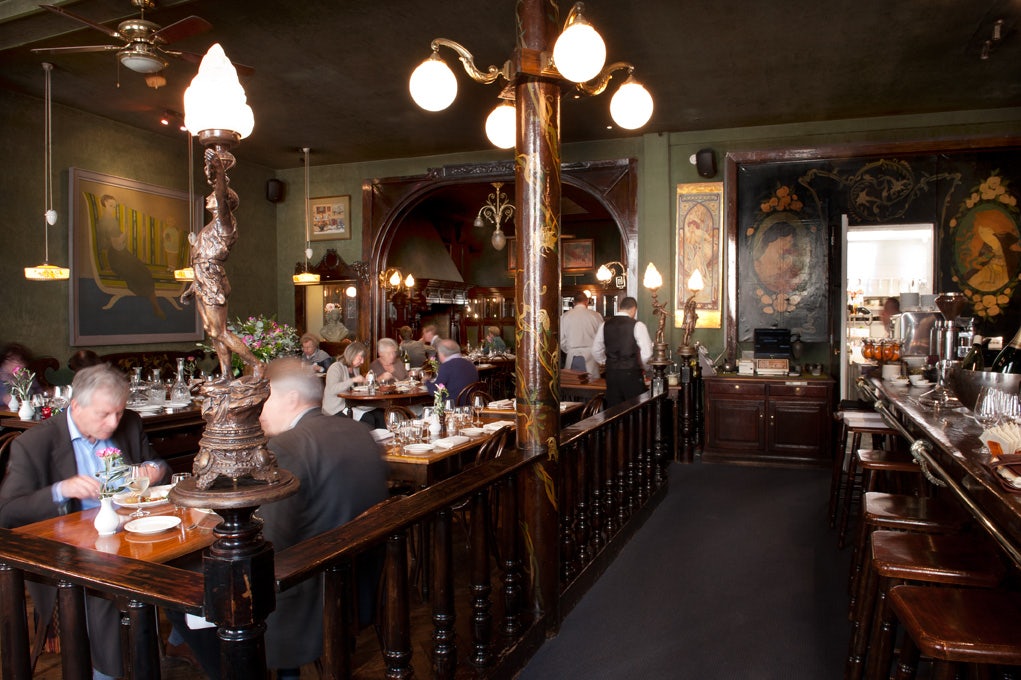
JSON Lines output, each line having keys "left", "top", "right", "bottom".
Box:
{"left": 39, "top": 4, "right": 121, "bottom": 39}
{"left": 32, "top": 44, "right": 122, "bottom": 55}
{"left": 173, "top": 48, "right": 255, "bottom": 76}
{"left": 152, "top": 16, "right": 212, "bottom": 45}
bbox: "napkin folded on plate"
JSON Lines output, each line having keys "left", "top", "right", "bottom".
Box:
{"left": 433, "top": 435, "right": 470, "bottom": 450}
{"left": 483, "top": 420, "right": 514, "bottom": 433}
{"left": 980, "top": 422, "right": 1021, "bottom": 457}
{"left": 488, "top": 399, "right": 515, "bottom": 410}
{"left": 370, "top": 429, "right": 394, "bottom": 442}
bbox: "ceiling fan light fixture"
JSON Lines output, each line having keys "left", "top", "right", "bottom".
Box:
{"left": 119, "top": 47, "right": 167, "bottom": 73}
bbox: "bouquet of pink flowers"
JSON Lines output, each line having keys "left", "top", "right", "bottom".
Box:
{"left": 433, "top": 383, "right": 449, "bottom": 415}
{"left": 4, "top": 366, "right": 35, "bottom": 404}
{"left": 95, "top": 447, "right": 128, "bottom": 499}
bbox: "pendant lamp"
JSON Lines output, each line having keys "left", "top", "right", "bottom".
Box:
{"left": 293, "top": 147, "right": 320, "bottom": 285}
{"left": 25, "top": 63, "right": 69, "bottom": 281}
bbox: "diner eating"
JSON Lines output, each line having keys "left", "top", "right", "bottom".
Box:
{"left": 0, "top": 3, "right": 1018, "bottom": 678}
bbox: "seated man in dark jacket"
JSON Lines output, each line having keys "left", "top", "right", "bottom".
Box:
{"left": 427, "top": 338, "right": 479, "bottom": 406}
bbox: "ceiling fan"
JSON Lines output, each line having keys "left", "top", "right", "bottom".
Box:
{"left": 31, "top": 0, "right": 220, "bottom": 80}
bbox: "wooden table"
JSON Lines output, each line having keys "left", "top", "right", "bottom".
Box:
{"left": 337, "top": 386, "right": 433, "bottom": 410}
{"left": 2, "top": 406, "right": 205, "bottom": 474}
{"left": 15, "top": 499, "right": 219, "bottom": 564}
{"left": 480, "top": 400, "right": 586, "bottom": 425}
{"left": 383, "top": 429, "right": 503, "bottom": 488}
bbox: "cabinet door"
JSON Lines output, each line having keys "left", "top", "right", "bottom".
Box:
{"left": 767, "top": 398, "right": 830, "bottom": 458}
{"left": 705, "top": 397, "right": 766, "bottom": 452}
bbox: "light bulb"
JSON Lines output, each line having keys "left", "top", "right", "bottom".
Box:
{"left": 345, "top": 285, "right": 358, "bottom": 298}
{"left": 409, "top": 53, "right": 458, "bottom": 112}
{"left": 405, "top": 274, "right": 415, "bottom": 288}
{"left": 553, "top": 17, "right": 606, "bottom": 83}
{"left": 610, "top": 77, "right": 654, "bottom": 130}
{"left": 485, "top": 102, "right": 516, "bottom": 149}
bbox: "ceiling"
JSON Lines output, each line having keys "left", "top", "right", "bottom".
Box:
{"left": 0, "top": 0, "right": 1019, "bottom": 170}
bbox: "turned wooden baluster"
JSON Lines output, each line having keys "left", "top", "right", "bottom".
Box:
{"left": 57, "top": 580, "right": 91, "bottom": 680}
{"left": 616, "top": 421, "right": 630, "bottom": 527}
{"left": 559, "top": 441, "right": 578, "bottom": 583}
{"left": 602, "top": 420, "right": 618, "bottom": 538}
{"left": 498, "top": 475, "right": 523, "bottom": 638}
{"left": 575, "top": 433, "right": 591, "bottom": 566}
{"left": 469, "top": 491, "right": 493, "bottom": 667}
{"left": 588, "top": 426, "right": 605, "bottom": 555}
{"left": 322, "top": 561, "right": 352, "bottom": 678}
{"left": 431, "top": 508, "right": 456, "bottom": 679}
{"left": 125, "top": 600, "right": 160, "bottom": 680}
{"left": 381, "top": 531, "right": 412, "bottom": 679}
{"left": 634, "top": 408, "right": 648, "bottom": 505}
{"left": 0, "top": 563, "right": 32, "bottom": 678}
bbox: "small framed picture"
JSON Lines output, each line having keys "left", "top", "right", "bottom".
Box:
{"left": 562, "top": 238, "right": 594, "bottom": 272}
{"left": 309, "top": 195, "right": 351, "bottom": 241}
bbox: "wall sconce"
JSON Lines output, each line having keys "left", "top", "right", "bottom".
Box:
{"left": 292, "top": 147, "right": 320, "bottom": 285}
{"left": 380, "top": 268, "right": 415, "bottom": 296}
{"left": 678, "top": 269, "right": 705, "bottom": 358}
{"left": 474, "top": 182, "right": 515, "bottom": 250}
{"left": 643, "top": 263, "right": 671, "bottom": 365}
{"left": 345, "top": 285, "right": 358, "bottom": 298}
{"left": 25, "top": 63, "right": 69, "bottom": 281}
{"left": 408, "top": 2, "right": 653, "bottom": 147}
{"left": 596, "top": 261, "right": 627, "bottom": 289}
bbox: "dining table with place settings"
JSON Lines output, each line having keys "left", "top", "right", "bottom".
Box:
{"left": 336, "top": 380, "right": 434, "bottom": 410}
{"left": 480, "top": 398, "right": 586, "bottom": 425}
{"left": 380, "top": 418, "right": 514, "bottom": 489}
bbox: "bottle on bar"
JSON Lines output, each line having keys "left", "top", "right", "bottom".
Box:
{"left": 990, "top": 328, "right": 1021, "bottom": 373}
{"left": 960, "top": 335, "right": 985, "bottom": 371}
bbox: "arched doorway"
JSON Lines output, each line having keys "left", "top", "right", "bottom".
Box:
{"left": 359, "top": 159, "right": 639, "bottom": 346}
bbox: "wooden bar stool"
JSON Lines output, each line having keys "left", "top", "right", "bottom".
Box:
{"left": 837, "top": 448, "right": 920, "bottom": 548}
{"left": 887, "top": 585, "right": 1021, "bottom": 680}
{"left": 829, "top": 411, "right": 899, "bottom": 530}
{"left": 847, "top": 492, "right": 969, "bottom": 614}
{"left": 846, "top": 530, "right": 1005, "bottom": 680}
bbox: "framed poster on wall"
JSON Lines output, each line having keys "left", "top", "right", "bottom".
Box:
{"left": 675, "top": 182, "right": 724, "bottom": 329}
{"left": 69, "top": 168, "right": 202, "bottom": 345}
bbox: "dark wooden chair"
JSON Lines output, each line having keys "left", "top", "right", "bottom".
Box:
{"left": 383, "top": 405, "right": 417, "bottom": 421}
{"left": 580, "top": 392, "right": 606, "bottom": 419}
{"left": 25, "top": 356, "right": 60, "bottom": 389}
{"left": 456, "top": 381, "right": 490, "bottom": 407}
{"left": 0, "top": 431, "right": 19, "bottom": 485}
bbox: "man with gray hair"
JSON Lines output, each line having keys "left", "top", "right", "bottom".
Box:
{"left": 427, "top": 338, "right": 479, "bottom": 405}
{"left": 0, "top": 364, "right": 169, "bottom": 679}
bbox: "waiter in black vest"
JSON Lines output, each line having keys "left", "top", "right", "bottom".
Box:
{"left": 590, "top": 296, "right": 654, "bottom": 407}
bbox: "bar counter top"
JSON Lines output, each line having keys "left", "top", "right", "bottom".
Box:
{"left": 863, "top": 376, "right": 1021, "bottom": 569}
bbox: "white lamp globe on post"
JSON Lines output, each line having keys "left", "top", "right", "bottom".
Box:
{"left": 409, "top": 53, "right": 458, "bottom": 112}
{"left": 553, "top": 3, "right": 606, "bottom": 83}
{"left": 485, "top": 102, "right": 516, "bottom": 149}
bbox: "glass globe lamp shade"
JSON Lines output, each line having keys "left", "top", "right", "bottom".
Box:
{"left": 553, "top": 19, "right": 606, "bottom": 83}
{"left": 409, "top": 54, "right": 458, "bottom": 112}
{"left": 345, "top": 285, "right": 358, "bottom": 298}
{"left": 643, "top": 262, "right": 663, "bottom": 290}
{"left": 610, "top": 77, "right": 654, "bottom": 130}
{"left": 491, "top": 228, "right": 507, "bottom": 251}
{"left": 485, "top": 102, "right": 516, "bottom": 149}
{"left": 596, "top": 264, "right": 612, "bottom": 283}
{"left": 183, "top": 44, "right": 254, "bottom": 139}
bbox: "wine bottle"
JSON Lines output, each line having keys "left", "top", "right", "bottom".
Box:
{"left": 991, "top": 329, "right": 1021, "bottom": 373}
{"left": 960, "top": 335, "right": 985, "bottom": 371}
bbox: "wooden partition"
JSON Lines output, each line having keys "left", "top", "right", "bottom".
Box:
{"left": 0, "top": 393, "right": 668, "bottom": 679}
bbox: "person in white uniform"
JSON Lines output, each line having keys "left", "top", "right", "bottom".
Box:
{"left": 560, "top": 292, "right": 605, "bottom": 380}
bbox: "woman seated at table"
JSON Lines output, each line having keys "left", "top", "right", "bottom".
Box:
{"left": 484, "top": 326, "right": 508, "bottom": 354}
{"left": 322, "top": 341, "right": 384, "bottom": 428}
{"left": 369, "top": 338, "right": 408, "bottom": 383}
{"left": 299, "top": 333, "right": 333, "bottom": 373}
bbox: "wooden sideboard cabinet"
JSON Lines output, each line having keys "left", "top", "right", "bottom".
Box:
{"left": 702, "top": 375, "right": 834, "bottom": 466}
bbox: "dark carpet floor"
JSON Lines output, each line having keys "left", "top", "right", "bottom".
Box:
{"left": 519, "top": 462, "right": 851, "bottom": 680}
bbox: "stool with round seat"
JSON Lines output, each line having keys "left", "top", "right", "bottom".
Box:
{"left": 886, "top": 585, "right": 1021, "bottom": 680}
{"left": 847, "top": 492, "right": 969, "bottom": 616}
{"left": 838, "top": 447, "right": 921, "bottom": 548}
{"left": 829, "top": 411, "right": 900, "bottom": 531}
{"left": 844, "top": 530, "right": 1006, "bottom": 680}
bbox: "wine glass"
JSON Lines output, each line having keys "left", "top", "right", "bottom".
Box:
{"left": 471, "top": 394, "right": 486, "bottom": 426}
{"left": 125, "top": 465, "right": 151, "bottom": 519}
{"left": 974, "top": 387, "right": 1002, "bottom": 430}
{"left": 386, "top": 411, "right": 402, "bottom": 450}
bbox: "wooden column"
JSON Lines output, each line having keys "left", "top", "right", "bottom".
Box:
{"left": 514, "top": 0, "right": 562, "bottom": 624}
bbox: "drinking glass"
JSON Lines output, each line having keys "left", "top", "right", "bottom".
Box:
{"left": 974, "top": 387, "right": 1006, "bottom": 429}
{"left": 386, "top": 411, "right": 402, "bottom": 450}
{"left": 125, "top": 465, "right": 151, "bottom": 518}
{"left": 472, "top": 394, "right": 486, "bottom": 426}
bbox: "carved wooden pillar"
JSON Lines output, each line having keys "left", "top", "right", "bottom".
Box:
{"left": 514, "top": 0, "right": 562, "bottom": 624}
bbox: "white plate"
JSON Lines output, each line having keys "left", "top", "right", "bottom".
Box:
{"left": 130, "top": 404, "right": 163, "bottom": 414}
{"left": 113, "top": 484, "right": 172, "bottom": 509}
{"left": 352, "top": 386, "right": 370, "bottom": 393}
{"left": 404, "top": 443, "right": 434, "bottom": 455}
{"left": 460, "top": 427, "right": 485, "bottom": 437}
{"left": 124, "top": 515, "right": 181, "bottom": 534}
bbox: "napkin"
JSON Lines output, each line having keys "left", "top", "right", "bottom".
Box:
{"left": 489, "top": 399, "right": 515, "bottom": 410}
{"left": 370, "top": 429, "right": 394, "bottom": 442}
{"left": 483, "top": 420, "right": 514, "bottom": 433}
{"left": 432, "top": 435, "right": 469, "bottom": 450}
{"left": 980, "top": 422, "right": 1021, "bottom": 457}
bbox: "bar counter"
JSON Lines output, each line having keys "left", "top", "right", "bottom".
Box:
{"left": 862, "top": 376, "right": 1021, "bottom": 569}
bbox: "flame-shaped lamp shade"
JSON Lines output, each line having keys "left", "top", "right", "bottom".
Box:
{"left": 183, "top": 44, "right": 254, "bottom": 138}
{"left": 643, "top": 262, "right": 663, "bottom": 290}
{"left": 687, "top": 269, "right": 705, "bottom": 293}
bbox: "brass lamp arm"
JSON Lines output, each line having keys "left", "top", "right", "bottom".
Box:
{"left": 574, "top": 61, "right": 634, "bottom": 96}
{"left": 431, "top": 38, "right": 511, "bottom": 85}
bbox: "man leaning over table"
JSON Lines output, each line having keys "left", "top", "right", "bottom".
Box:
{"left": 171, "top": 358, "right": 388, "bottom": 679}
{"left": 427, "top": 338, "right": 480, "bottom": 405}
{"left": 0, "top": 364, "right": 169, "bottom": 680}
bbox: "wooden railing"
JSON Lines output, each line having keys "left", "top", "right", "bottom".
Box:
{"left": 0, "top": 393, "right": 669, "bottom": 679}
